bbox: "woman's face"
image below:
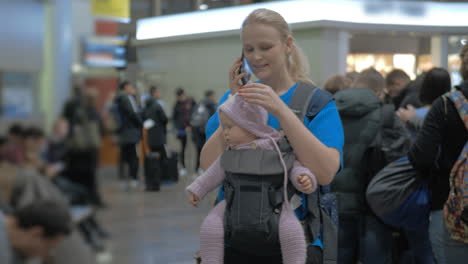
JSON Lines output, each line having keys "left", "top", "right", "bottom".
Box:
{"left": 241, "top": 23, "right": 291, "bottom": 83}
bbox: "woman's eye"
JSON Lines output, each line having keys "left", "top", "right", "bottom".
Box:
{"left": 260, "top": 46, "right": 271, "bottom": 51}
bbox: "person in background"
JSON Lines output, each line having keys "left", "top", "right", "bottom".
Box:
{"left": 0, "top": 200, "right": 72, "bottom": 264}
{"left": 172, "top": 87, "right": 195, "bottom": 176}
{"left": 115, "top": 81, "right": 143, "bottom": 189}
{"left": 191, "top": 90, "right": 217, "bottom": 175}
{"left": 345, "top": 72, "right": 359, "bottom": 83}
{"left": 149, "top": 85, "right": 170, "bottom": 118}
{"left": 397, "top": 68, "right": 451, "bottom": 139}
{"left": 63, "top": 86, "right": 105, "bottom": 206}
{"left": 143, "top": 86, "right": 169, "bottom": 181}
{"left": 409, "top": 44, "right": 468, "bottom": 264}
{"left": 386, "top": 69, "right": 411, "bottom": 100}
{"left": 44, "top": 118, "right": 69, "bottom": 180}
{"left": 0, "top": 124, "right": 25, "bottom": 166}
{"left": 323, "top": 75, "right": 352, "bottom": 95}
{"left": 333, "top": 68, "right": 410, "bottom": 264}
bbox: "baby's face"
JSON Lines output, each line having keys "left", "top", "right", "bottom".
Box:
{"left": 219, "top": 111, "right": 257, "bottom": 147}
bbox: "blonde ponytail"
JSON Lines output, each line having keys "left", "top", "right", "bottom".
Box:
{"left": 288, "top": 42, "right": 313, "bottom": 84}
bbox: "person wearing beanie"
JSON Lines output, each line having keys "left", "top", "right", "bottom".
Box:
{"left": 187, "top": 94, "right": 317, "bottom": 264}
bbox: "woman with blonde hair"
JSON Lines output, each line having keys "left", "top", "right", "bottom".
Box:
{"left": 201, "top": 8, "right": 344, "bottom": 263}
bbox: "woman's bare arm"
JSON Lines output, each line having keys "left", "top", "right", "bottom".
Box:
{"left": 200, "top": 128, "right": 225, "bottom": 170}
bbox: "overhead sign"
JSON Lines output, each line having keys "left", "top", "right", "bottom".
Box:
{"left": 92, "top": 0, "right": 130, "bottom": 23}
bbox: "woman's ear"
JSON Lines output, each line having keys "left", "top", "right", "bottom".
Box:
{"left": 286, "top": 35, "right": 293, "bottom": 54}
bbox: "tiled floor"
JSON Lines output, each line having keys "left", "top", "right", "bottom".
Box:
{"left": 97, "top": 168, "right": 214, "bottom": 264}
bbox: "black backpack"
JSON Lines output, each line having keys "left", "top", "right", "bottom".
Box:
{"left": 364, "top": 104, "right": 411, "bottom": 184}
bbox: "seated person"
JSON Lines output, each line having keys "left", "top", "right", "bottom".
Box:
{"left": 0, "top": 199, "right": 72, "bottom": 263}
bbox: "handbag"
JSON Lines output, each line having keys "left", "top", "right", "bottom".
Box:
{"left": 366, "top": 157, "right": 431, "bottom": 231}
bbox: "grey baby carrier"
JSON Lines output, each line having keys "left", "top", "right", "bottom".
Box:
{"left": 221, "top": 138, "right": 295, "bottom": 256}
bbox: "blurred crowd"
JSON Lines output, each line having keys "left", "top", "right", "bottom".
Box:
{"left": 0, "top": 43, "right": 467, "bottom": 264}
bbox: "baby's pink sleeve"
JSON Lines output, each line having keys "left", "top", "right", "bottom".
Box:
{"left": 289, "top": 160, "right": 317, "bottom": 193}
{"left": 186, "top": 156, "right": 225, "bottom": 200}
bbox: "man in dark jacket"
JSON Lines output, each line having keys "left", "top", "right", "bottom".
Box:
{"left": 172, "top": 87, "right": 195, "bottom": 176}
{"left": 115, "top": 81, "right": 143, "bottom": 189}
{"left": 333, "top": 68, "right": 410, "bottom": 264}
{"left": 143, "top": 86, "right": 169, "bottom": 181}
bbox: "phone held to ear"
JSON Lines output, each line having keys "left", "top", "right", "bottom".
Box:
{"left": 239, "top": 52, "right": 252, "bottom": 85}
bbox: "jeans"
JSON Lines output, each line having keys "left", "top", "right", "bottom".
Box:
{"left": 338, "top": 214, "right": 361, "bottom": 264}
{"left": 405, "top": 227, "right": 435, "bottom": 264}
{"left": 360, "top": 214, "right": 393, "bottom": 264}
{"left": 120, "top": 143, "right": 139, "bottom": 180}
{"left": 338, "top": 213, "right": 393, "bottom": 264}
{"left": 430, "top": 210, "right": 468, "bottom": 264}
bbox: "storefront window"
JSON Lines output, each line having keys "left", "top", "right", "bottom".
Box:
{"left": 347, "top": 53, "right": 416, "bottom": 78}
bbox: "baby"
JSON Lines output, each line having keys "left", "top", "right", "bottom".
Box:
{"left": 187, "top": 94, "right": 317, "bottom": 264}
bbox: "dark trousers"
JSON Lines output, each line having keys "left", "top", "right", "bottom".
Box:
{"left": 177, "top": 134, "right": 187, "bottom": 168}
{"left": 120, "top": 143, "right": 139, "bottom": 180}
{"left": 192, "top": 130, "right": 206, "bottom": 170}
{"left": 224, "top": 245, "right": 322, "bottom": 264}
{"left": 338, "top": 213, "right": 393, "bottom": 264}
{"left": 66, "top": 149, "right": 102, "bottom": 206}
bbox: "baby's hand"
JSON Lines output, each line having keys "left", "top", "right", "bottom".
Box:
{"left": 188, "top": 192, "right": 200, "bottom": 207}
{"left": 297, "top": 174, "right": 314, "bottom": 194}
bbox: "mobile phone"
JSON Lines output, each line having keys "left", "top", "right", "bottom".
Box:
{"left": 238, "top": 52, "right": 252, "bottom": 85}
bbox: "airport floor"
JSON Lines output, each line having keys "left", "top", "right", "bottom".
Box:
{"left": 96, "top": 166, "right": 214, "bottom": 264}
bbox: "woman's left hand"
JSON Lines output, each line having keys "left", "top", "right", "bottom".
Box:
{"left": 238, "top": 83, "right": 288, "bottom": 118}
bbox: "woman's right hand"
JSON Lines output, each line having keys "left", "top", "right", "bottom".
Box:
{"left": 229, "top": 57, "right": 246, "bottom": 95}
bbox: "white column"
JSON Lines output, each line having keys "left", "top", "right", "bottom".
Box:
{"left": 153, "top": 0, "right": 162, "bottom": 16}
{"left": 52, "top": 0, "right": 73, "bottom": 117}
{"left": 431, "top": 35, "right": 449, "bottom": 69}
{"left": 319, "top": 29, "right": 350, "bottom": 85}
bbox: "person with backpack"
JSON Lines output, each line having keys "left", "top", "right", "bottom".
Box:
{"left": 201, "top": 8, "right": 344, "bottom": 263}
{"left": 172, "top": 87, "right": 195, "bottom": 177}
{"left": 408, "top": 45, "right": 468, "bottom": 263}
{"left": 191, "top": 90, "right": 217, "bottom": 174}
{"left": 333, "top": 68, "right": 411, "bottom": 264}
{"left": 63, "top": 86, "right": 104, "bottom": 206}
{"left": 114, "top": 81, "right": 143, "bottom": 189}
{"left": 187, "top": 94, "right": 317, "bottom": 264}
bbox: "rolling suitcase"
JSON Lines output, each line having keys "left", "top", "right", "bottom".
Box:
{"left": 144, "top": 153, "right": 161, "bottom": 191}
{"left": 166, "top": 151, "right": 179, "bottom": 182}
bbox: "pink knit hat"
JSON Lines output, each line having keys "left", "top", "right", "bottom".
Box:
{"left": 218, "top": 94, "right": 279, "bottom": 139}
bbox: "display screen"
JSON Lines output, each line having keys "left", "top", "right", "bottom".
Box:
{"left": 83, "top": 35, "right": 127, "bottom": 68}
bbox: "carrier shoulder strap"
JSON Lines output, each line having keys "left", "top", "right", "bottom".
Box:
{"left": 288, "top": 82, "right": 334, "bottom": 122}
{"left": 289, "top": 83, "right": 337, "bottom": 263}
